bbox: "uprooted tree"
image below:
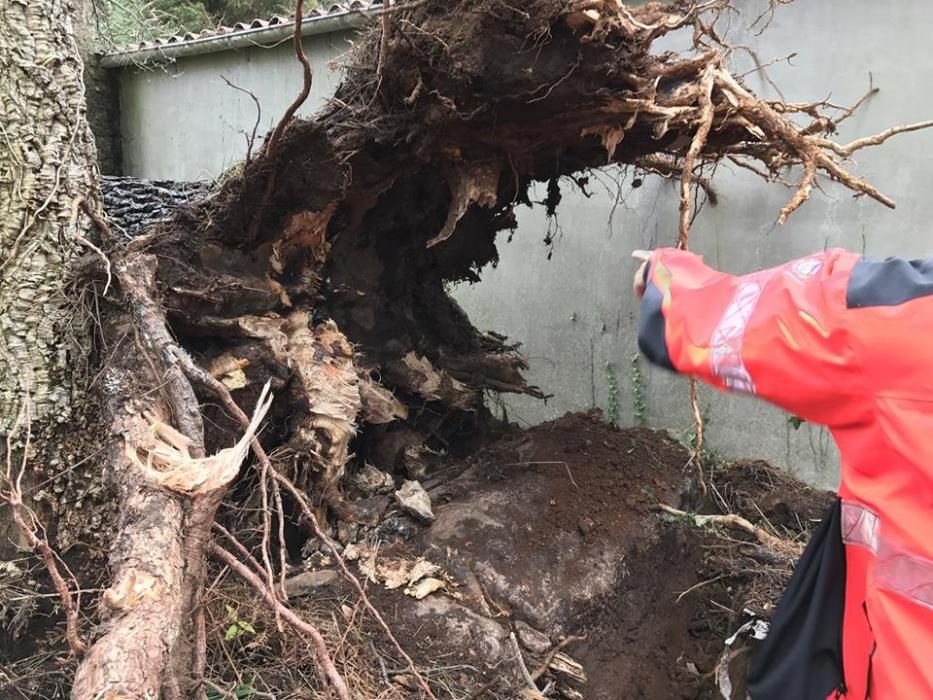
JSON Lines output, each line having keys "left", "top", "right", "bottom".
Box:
{"left": 3, "top": 0, "right": 932, "bottom": 697}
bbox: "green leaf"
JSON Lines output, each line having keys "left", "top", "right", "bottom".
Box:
{"left": 205, "top": 684, "right": 254, "bottom": 700}
{"left": 234, "top": 685, "right": 256, "bottom": 699}
{"left": 237, "top": 619, "right": 256, "bottom": 635}
{"left": 224, "top": 623, "right": 240, "bottom": 641}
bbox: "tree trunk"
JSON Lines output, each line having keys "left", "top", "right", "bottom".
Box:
{"left": 0, "top": 1, "right": 99, "bottom": 546}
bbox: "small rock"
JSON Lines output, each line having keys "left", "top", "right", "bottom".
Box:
{"left": 376, "top": 513, "right": 420, "bottom": 541}
{"left": 403, "top": 445, "right": 429, "bottom": 479}
{"left": 515, "top": 620, "right": 551, "bottom": 655}
{"left": 395, "top": 480, "right": 435, "bottom": 523}
{"left": 350, "top": 495, "right": 390, "bottom": 525}
{"left": 302, "top": 551, "right": 332, "bottom": 569}
{"left": 350, "top": 464, "right": 395, "bottom": 496}
{"left": 284, "top": 570, "right": 339, "bottom": 598}
{"left": 578, "top": 516, "right": 595, "bottom": 535}
{"left": 300, "top": 538, "right": 323, "bottom": 560}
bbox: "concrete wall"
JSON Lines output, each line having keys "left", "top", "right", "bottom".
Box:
{"left": 119, "top": 30, "right": 352, "bottom": 180}
{"left": 112, "top": 0, "right": 933, "bottom": 489}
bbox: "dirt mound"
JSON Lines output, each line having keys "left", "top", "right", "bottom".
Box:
{"left": 322, "top": 412, "right": 832, "bottom": 699}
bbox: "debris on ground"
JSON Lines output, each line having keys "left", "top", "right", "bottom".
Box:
{"left": 170, "top": 412, "right": 827, "bottom": 699}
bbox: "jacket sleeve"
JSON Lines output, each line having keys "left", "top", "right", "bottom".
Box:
{"left": 638, "top": 248, "right": 866, "bottom": 426}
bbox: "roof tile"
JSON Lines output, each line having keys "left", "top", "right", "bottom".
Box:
{"left": 113, "top": 0, "right": 386, "bottom": 54}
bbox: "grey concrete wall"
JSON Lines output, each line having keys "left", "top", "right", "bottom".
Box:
{"left": 119, "top": 30, "right": 352, "bottom": 180}
{"left": 112, "top": 0, "right": 933, "bottom": 489}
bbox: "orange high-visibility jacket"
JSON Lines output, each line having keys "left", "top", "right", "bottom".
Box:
{"left": 638, "top": 248, "right": 933, "bottom": 700}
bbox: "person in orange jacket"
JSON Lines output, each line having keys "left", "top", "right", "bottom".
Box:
{"left": 633, "top": 247, "right": 933, "bottom": 700}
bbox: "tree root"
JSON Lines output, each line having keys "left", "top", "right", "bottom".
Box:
{"left": 656, "top": 503, "right": 804, "bottom": 558}
{"left": 211, "top": 544, "right": 351, "bottom": 700}
{"left": 2, "top": 401, "right": 87, "bottom": 657}
{"left": 191, "top": 367, "right": 440, "bottom": 700}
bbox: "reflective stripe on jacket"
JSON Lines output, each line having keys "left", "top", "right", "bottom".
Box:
{"left": 638, "top": 248, "right": 933, "bottom": 699}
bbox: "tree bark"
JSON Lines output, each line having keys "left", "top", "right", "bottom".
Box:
{"left": 0, "top": 1, "right": 99, "bottom": 546}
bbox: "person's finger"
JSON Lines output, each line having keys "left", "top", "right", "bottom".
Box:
{"left": 632, "top": 249, "right": 651, "bottom": 262}
{"left": 633, "top": 261, "right": 648, "bottom": 299}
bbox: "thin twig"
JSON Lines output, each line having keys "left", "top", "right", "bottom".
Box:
{"left": 509, "top": 631, "right": 539, "bottom": 693}
{"left": 675, "top": 574, "right": 725, "bottom": 603}
{"left": 220, "top": 76, "right": 262, "bottom": 166}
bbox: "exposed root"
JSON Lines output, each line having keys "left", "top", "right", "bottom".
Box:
{"left": 184, "top": 355, "right": 439, "bottom": 699}
{"left": 636, "top": 154, "right": 719, "bottom": 205}
{"left": 2, "top": 399, "right": 87, "bottom": 657}
{"left": 778, "top": 156, "right": 817, "bottom": 225}
{"left": 656, "top": 503, "right": 804, "bottom": 558}
{"left": 211, "top": 544, "right": 351, "bottom": 700}
{"left": 817, "top": 119, "right": 933, "bottom": 158}
{"left": 678, "top": 60, "right": 718, "bottom": 248}
{"left": 686, "top": 378, "right": 707, "bottom": 496}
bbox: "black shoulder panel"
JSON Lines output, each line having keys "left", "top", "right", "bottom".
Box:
{"left": 637, "top": 271, "right": 676, "bottom": 372}
{"left": 846, "top": 256, "right": 933, "bottom": 308}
